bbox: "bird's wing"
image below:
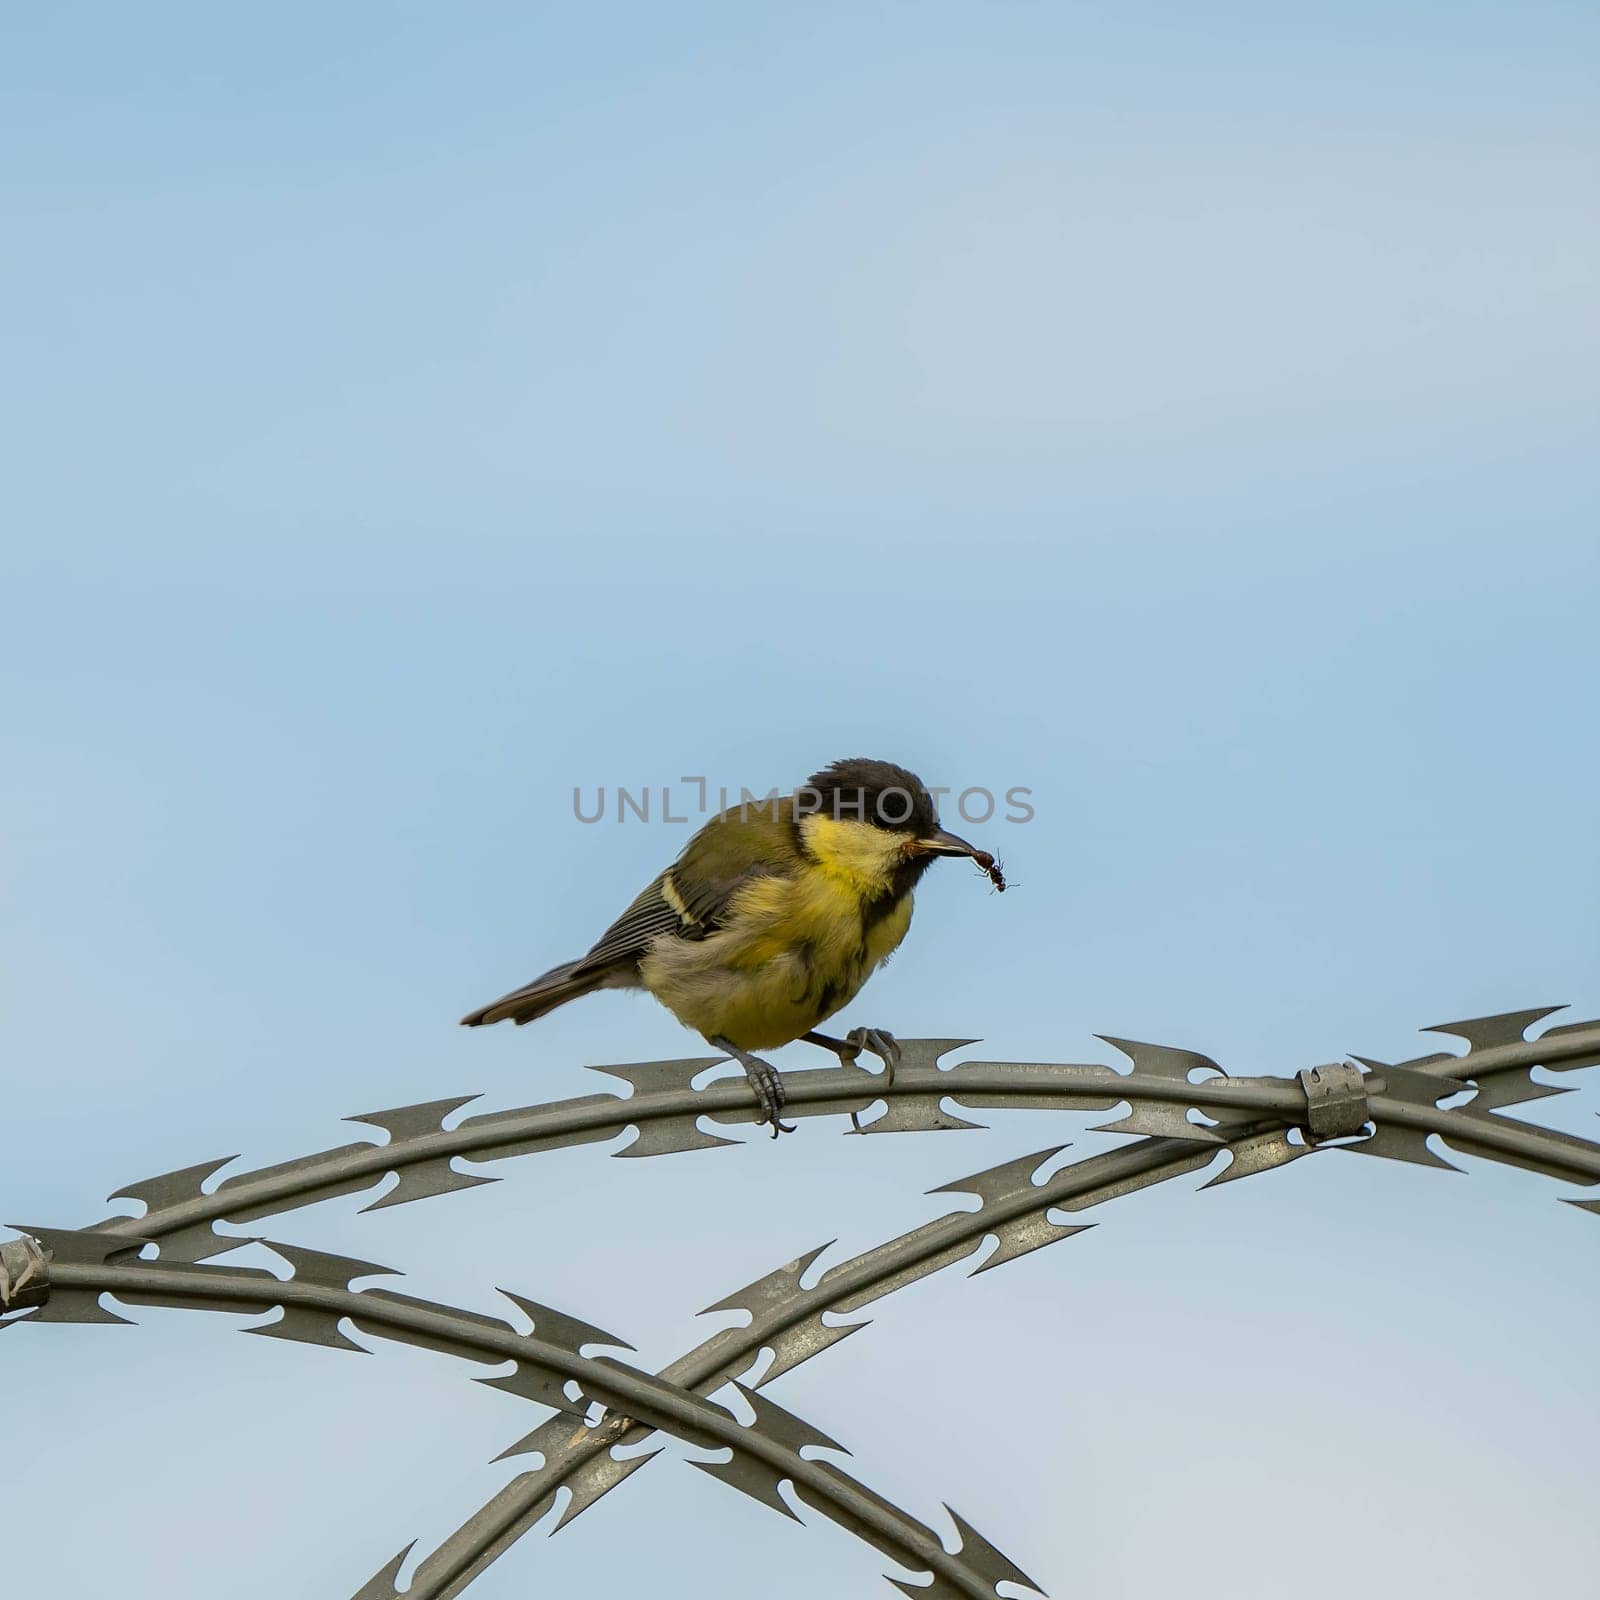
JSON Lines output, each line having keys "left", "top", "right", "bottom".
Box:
{"left": 572, "top": 873, "right": 691, "bottom": 972}
{"left": 573, "top": 799, "right": 801, "bottom": 973}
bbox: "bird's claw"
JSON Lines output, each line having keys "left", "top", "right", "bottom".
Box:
{"left": 841, "top": 1027, "right": 900, "bottom": 1133}
{"left": 748, "top": 1055, "right": 796, "bottom": 1137}
{"left": 843, "top": 1027, "right": 901, "bottom": 1078}
{"left": 710, "top": 1035, "right": 797, "bottom": 1136}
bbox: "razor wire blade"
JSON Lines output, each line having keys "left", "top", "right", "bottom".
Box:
{"left": 4, "top": 1004, "right": 1598, "bottom": 1598}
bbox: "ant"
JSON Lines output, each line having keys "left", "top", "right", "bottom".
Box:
{"left": 971, "top": 849, "right": 1007, "bottom": 893}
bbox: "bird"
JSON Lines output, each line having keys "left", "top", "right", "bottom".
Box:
{"left": 462, "top": 757, "right": 1005, "bottom": 1134}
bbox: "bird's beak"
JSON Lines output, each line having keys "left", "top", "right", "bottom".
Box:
{"left": 912, "top": 827, "right": 983, "bottom": 859}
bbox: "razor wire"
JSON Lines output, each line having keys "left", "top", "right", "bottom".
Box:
{"left": 10, "top": 1226, "right": 1033, "bottom": 1600}
{"left": 35, "top": 1006, "right": 1600, "bottom": 1267}
{"left": 4, "top": 1005, "right": 1598, "bottom": 1598}
{"left": 353, "top": 1006, "right": 1600, "bottom": 1598}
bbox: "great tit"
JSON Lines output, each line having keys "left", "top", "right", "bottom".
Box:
{"left": 462, "top": 757, "right": 1003, "bottom": 1134}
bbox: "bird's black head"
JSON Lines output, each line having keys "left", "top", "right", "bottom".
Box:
{"left": 799, "top": 757, "right": 938, "bottom": 834}
{"left": 793, "top": 756, "right": 1002, "bottom": 899}
{"left": 794, "top": 756, "right": 1001, "bottom": 897}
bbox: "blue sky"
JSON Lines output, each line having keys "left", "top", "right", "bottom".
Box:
{"left": 3, "top": 5, "right": 1597, "bottom": 1597}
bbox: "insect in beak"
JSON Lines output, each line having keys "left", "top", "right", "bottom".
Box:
{"left": 911, "top": 828, "right": 1006, "bottom": 891}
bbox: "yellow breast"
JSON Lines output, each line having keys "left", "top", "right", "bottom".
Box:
{"left": 639, "top": 856, "right": 916, "bottom": 1050}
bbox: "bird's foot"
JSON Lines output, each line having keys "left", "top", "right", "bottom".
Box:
{"left": 803, "top": 1026, "right": 900, "bottom": 1077}
{"left": 711, "top": 1036, "right": 797, "bottom": 1137}
{"left": 843, "top": 1026, "right": 902, "bottom": 1080}
{"left": 803, "top": 1027, "right": 901, "bottom": 1131}
{"left": 744, "top": 1057, "right": 796, "bottom": 1138}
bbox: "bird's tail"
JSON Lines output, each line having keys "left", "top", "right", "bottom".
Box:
{"left": 460, "top": 959, "right": 609, "bottom": 1027}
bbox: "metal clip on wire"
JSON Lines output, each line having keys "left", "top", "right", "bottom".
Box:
{"left": 0, "top": 1234, "right": 51, "bottom": 1313}
{"left": 1298, "top": 1062, "right": 1370, "bottom": 1143}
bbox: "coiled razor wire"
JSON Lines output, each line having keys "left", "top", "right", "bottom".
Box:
{"left": 4, "top": 1005, "right": 1598, "bottom": 1597}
